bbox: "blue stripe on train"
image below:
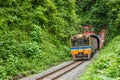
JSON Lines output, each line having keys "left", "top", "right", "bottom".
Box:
{"left": 71, "top": 46, "right": 92, "bottom": 50}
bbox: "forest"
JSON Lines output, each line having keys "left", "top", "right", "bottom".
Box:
{"left": 0, "top": 0, "right": 120, "bottom": 79}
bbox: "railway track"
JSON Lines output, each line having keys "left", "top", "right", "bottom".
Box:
{"left": 36, "top": 61, "right": 83, "bottom": 80}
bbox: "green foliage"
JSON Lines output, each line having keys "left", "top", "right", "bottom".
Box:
{"left": 0, "top": 0, "right": 80, "bottom": 79}
{"left": 76, "top": 0, "right": 120, "bottom": 43}
{"left": 0, "top": 0, "right": 119, "bottom": 79}
{"left": 29, "top": 24, "right": 42, "bottom": 43}
{"left": 79, "top": 35, "right": 120, "bottom": 80}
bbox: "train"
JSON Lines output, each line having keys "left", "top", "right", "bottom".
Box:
{"left": 70, "top": 26, "right": 106, "bottom": 60}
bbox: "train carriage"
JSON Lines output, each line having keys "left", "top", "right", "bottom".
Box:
{"left": 70, "top": 26, "right": 104, "bottom": 60}
{"left": 70, "top": 34, "right": 100, "bottom": 60}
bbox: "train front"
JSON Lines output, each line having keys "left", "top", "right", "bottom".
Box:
{"left": 70, "top": 34, "right": 92, "bottom": 60}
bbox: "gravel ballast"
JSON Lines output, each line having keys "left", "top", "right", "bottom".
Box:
{"left": 21, "top": 61, "right": 74, "bottom": 80}
{"left": 58, "top": 51, "right": 99, "bottom": 80}
{"left": 21, "top": 51, "right": 99, "bottom": 80}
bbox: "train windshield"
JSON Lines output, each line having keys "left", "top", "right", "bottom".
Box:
{"left": 71, "top": 37, "right": 89, "bottom": 47}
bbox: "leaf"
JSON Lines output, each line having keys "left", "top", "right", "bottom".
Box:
{"left": 98, "top": 75, "right": 116, "bottom": 80}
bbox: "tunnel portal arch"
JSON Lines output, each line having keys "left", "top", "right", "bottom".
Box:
{"left": 89, "top": 34, "right": 101, "bottom": 49}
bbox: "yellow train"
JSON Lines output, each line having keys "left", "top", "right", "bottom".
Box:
{"left": 70, "top": 33, "right": 100, "bottom": 60}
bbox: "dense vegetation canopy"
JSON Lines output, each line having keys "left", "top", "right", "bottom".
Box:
{"left": 0, "top": 0, "right": 120, "bottom": 79}
{"left": 0, "top": 0, "right": 80, "bottom": 79}
{"left": 77, "top": 0, "right": 120, "bottom": 42}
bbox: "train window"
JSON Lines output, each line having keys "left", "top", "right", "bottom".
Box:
{"left": 78, "top": 38, "right": 89, "bottom": 46}
{"left": 83, "top": 37, "right": 89, "bottom": 45}
{"left": 71, "top": 37, "right": 89, "bottom": 47}
{"left": 72, "top": 38, "right": 78, "bottom": 47}
{"left": 78, "top": 38, "right": 84, "bottom": 46}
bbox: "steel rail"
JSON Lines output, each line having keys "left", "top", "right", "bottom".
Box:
{"left": 37, "top": 61, "right": 83, "bottom": 80}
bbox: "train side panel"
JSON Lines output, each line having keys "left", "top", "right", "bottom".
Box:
{"left": 90, "top": 37, "right": 98, "bottom": 52}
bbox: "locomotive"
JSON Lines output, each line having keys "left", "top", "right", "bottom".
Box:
{"left": 70, "top": 26, "right": 105, "bottom": 60}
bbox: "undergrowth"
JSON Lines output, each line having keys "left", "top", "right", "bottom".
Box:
{"left": 0, "top": 28, "right": 71, "bottom": 79}
{"left": 0, "top": 0, "right": 80, "bottom": 79}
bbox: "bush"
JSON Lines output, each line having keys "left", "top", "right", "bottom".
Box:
{"left": 0, "top": 0, "right": 80, "bottom": 79}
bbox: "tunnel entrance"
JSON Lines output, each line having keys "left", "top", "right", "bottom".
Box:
{"left": 90, "top": 35, "right": 101, "bottom": 49}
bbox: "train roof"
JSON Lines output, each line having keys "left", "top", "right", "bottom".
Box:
{"left": 71, "top": 33, "right": 99, "bottom": 39}
{"left": 71, "top": 34, "right": 85, "bottom": 39}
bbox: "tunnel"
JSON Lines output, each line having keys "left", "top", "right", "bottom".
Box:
{"left": 89, "top": 34, "right": 101, "bottom": 49}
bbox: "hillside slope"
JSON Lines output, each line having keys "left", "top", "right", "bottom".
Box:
{"left": 0, "top": 0, "right": 81, "bottom": 79}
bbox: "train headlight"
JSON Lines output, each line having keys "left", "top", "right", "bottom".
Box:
{"left": 84, "top": 49, "right": 91, "bottom": 54}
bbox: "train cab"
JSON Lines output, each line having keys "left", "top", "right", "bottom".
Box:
{"left": 70, "top": 34, "right": 92, "bottom": 60}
